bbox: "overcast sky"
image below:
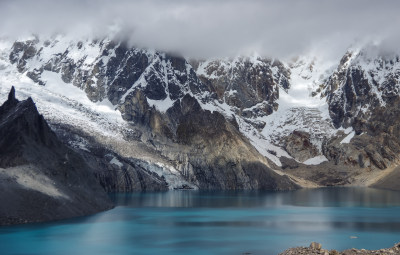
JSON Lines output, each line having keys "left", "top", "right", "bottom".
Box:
{"left": 1, "top": 0, "right": 399, "bottom": 60}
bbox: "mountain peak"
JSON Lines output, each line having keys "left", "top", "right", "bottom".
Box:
{"left": 6, "top": 86, "right": 19, "bottom": 107}
{"left": 0, "top": 86, "right": 19, "bottom": 116}
{"left": 8, "top": 86, "right": 16, "bottom": 102}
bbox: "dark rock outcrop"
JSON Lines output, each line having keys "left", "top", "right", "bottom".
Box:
{"left": 283, "top": 130, "right": 319, "bottom": 162}
{"left": 0, "top": 87, "right": 113, "bottom": 225}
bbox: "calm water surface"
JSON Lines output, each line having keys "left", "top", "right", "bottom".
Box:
{"left": 1, "top": 187, "right": 400, "bottom": 255}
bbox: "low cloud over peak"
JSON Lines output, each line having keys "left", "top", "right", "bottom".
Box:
{"left": 1, "top": 0, "right": 399, "bottom": 60}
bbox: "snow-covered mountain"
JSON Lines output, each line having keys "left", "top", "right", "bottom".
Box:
{"left": 317, "top": 46, "right": 400, "bottom": 175}
{"left": 1, "top": 35, "right": 400, "bottom": 190}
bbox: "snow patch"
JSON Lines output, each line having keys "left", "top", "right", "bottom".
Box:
{"left": 340, "top": 131, "right": 355, "bottom": 144}
{"left": 343, "top": 127, "right": 353, "bottom": 134}
{"left": 303, "top": 155, "right": 328, "bottom": 165}
{"left": 147, "top": 97, "right": 175, "bottom": 113}
{"left": 110, "top": 157, "right": 123, "bottom": 168}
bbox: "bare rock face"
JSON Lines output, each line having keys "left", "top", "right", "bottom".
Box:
{"left": 9, "top": 38, "right": 208, "bottom": 104}
{"left": 322, "top": 50, "right": 400, "bottom": 129}
{"left": 0, "top": 87, "right": 58, "bottom": 167}
{"left": 165, "top": 95, "right": 299, "bottom": 190}
{"left": 5, "top": 36, "right": 300, "bottom": 191}
{"left": 7, "top": 35, "right": 400, "bottom": 191}
{"left": 78, "top": 147, "right": 169, "bottom": 192}
{"left": 322, "top": 132, "right": 399, "bottom": 170}
{"left": 50, "top": 122, "right": 170, "bottom": 192}
{"left": 0, "top": 87, "right": 113, "bottom": 225}
{"left": 320, "top": 49, "right": 400, "bottom": 171}
{"left": 284, "top": 131, "right": 319, "bottom": 162}
{"left": 9, "top": 39, "right": 38, "bottom": 73}
{"left": 144, "top": 94, "right": 299, "bottom": 190}
{"left": 193, "top": 57, "right": 290, "bottom": 119}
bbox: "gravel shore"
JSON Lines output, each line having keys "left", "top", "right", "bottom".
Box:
{"left": 279, "top": 242, "right": 400, "bottom": 255}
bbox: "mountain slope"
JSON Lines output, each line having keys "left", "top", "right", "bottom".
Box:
{"left": 2, "top": 35, "right": 400, "bottom": 190}
{"left": 0, "top": 87, "right": 113, "bottom": 225}
{"left": 318, "top": 47, "right": 400, "bottom": 171}
{"left": 0, "top": 36, "right": 300, "bottom": 190}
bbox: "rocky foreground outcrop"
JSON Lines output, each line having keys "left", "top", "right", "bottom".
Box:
{"left": 0, "top": 87, "right": 113, "bottom": 225}
{"left": 279, "top": 242, "right": 400, "bottom": 255}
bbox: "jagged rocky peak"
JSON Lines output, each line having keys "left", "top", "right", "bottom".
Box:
{"left": 5, "top": 32, "right": 400, "bottom": 190}
{"left": 4, "top": 35, "right": 303, "bottom": 190}
{"left": 0, "top": 86, "right": 18, "bottom": 112}
{"left": 0, "top": 86, "right": 63, "bottom": 166}
{"left": 8, "top": 35, "right": 297, "bottom": 124}
{"left": 319, "top": 47, "right": 400, "bottom": 129}
{"left": 0, "top": 87, "right": 113, "bottom": 225}
{"left": 7, "top": 35, "right": 293, "bottom": 146}
{"left": 9, "top": 37, "right": 39, "bottom": 73}
{"left": 8, "top": 35, "right": 207, "bottom": 106}
{"left": 7, "top": 86, "right": 16, "bottom": 102}
{"left": 192, "top": 56, "right": 291, "bottom": 118}
{"left": 315, "top": 47, "right": 400, "bottom": 170}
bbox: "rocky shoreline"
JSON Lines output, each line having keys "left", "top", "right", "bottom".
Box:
{"left": 279, "top": 242, "right": 400, "bottom": 255}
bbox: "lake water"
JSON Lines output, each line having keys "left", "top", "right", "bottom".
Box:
{"left": 1, "top": 187, "right": 400, "bottom": 255}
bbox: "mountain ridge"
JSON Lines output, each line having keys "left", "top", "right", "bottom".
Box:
{"left": 1, "top": 35, "right": 400, "bottom": 191}
{"left": 0, "top": 86, "right": 113, "bottom": 225}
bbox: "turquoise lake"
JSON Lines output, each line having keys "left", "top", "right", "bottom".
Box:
{"left": 1, "top": 187, "right": 400, "bottom": 255}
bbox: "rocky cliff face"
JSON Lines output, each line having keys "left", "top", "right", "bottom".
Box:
{"left": 193, "top": 57, "right": 290, "bottom": 119}
{"left": 319, "top": 48, "right": 400, "bottom": 170}
{"left": 8, "top": 36, "right": 207, "bottom": 105}
{"left": 283, "top": 131, "right": 319, "bottom": 162}
{"left": 8, "top": 37, "right": 288, "bottom": 124}
{"left": 3, "top": 35, "right": 299, "bottom": 191}
{"left": 164, "top": 94, "right": 298, "bottom": 190}
{"left": 5, "top": 34, "right": 400, "bottom": 191}
{"left": 0, "top": 87, "right": 113, "bottom": 225}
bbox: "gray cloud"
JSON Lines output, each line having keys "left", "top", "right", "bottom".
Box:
{"left": 1, "top": 0, "right": 399, "bottom": 60}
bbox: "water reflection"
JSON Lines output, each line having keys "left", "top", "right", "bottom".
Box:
{"left": 109, "top": 187, "right": 400, "bottom": 208}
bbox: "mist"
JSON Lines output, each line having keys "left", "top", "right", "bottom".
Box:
{"left": 1, "top": 0, "right": 399, "bottom": 60}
